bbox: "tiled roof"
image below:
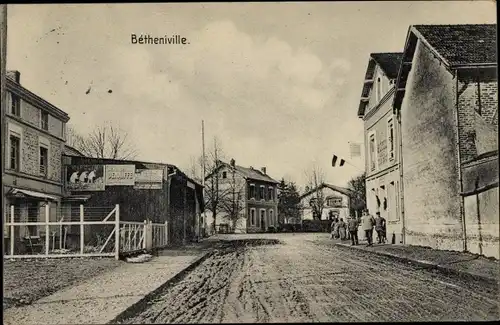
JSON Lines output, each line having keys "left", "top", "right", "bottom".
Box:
{"left": 413, "top": 24, "right": 497, "bottom": 66}
{"left": 234, "top": 165, "right": 279, "bottom": 184}
{"left": 357, "top": 52, "right": 403, "bottom": 117}
{"left": 300, "top": 183, "right": 353, "bottom": 199}
{"left": 370, "top": 52, "right": 404, "bottom": 79}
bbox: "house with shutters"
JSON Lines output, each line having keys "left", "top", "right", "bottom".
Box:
{"left": 393, "top": 24, "right": 498, "bottom": 258}
{"left": 204, "top": 159, "right": 279, "bottom": 234}
{"left": 357, "top": 52, "right": 405, "bottom": 245}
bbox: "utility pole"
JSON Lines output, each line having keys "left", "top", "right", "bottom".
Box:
{"left": 201, "top": 120, "right": 205, "bottom": 239}
{"left": 1, "top": 4, "right": 8, "bottom": 251}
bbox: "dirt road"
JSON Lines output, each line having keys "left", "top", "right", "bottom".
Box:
{"left": 122, "top": 234, "right": 499, "bottom": 323}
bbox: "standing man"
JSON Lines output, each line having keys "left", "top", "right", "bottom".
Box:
{"left": 361, "top": 209, "right": 376, "bottom": 246}
{"left": 375, "top": 212, "right": 386, "bottom": 244}
{"left": 347, "top": 215, "right": 359, "bottom": 246}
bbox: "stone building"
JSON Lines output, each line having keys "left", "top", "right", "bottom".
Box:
{"left": 204, "top": 159, "right": 279, "bottom": 234}
{"left": 3, "top": 71, "right": 70, "bottom": 253}
{"left": 357, "top": 52, "right": 405, "bottom": 244}
{"left": 393, "top": 24, "right": 498, "bottom": 258}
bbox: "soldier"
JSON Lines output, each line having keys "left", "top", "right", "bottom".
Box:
{"left": 347, "top": 215, "right": 359, "bottom": 245}
{"left": 360, "top": 209, "right": 376, "bottom": 246}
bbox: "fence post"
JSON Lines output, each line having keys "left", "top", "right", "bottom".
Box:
{"left": 143, "top": 220, "right": 147, "bottom": 249}
{"left": 167, "top": 221, "right": 168, "bottom": 246}
{"left": 10, "top": 205, "right": 14, "bottom": 255}
{"left": 45, "top": 202, "right": 50, "bottom": 255}
{"left": 115, "top": 204, "right": 120, "bottom": 260}
{"left": 80, "top": 205, "right": 84, "bottom": 254}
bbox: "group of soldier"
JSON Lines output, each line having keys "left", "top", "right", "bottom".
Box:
{"left": 330, "top": 209, "right": 387, "bottom": 246}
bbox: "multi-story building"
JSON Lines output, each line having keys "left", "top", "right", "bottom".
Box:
{"left": 393, "top": 24, "right": 498, "bottom": 258}
{"left": 357, "top": 52, "right": 405, "bottom": 244}
{"left": 204, "top": 159, "right": 279, "bottom": 233}
{"left": 3, "top": 71, "right": 70, "bottom": 252}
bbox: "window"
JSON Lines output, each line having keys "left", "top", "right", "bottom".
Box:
{"left": 9, "top": 135, "right": 20, "bottom": 171}
{"left": 40, "top": 146, "right": 48, "bottom": 177}
{"left": 369, "top": 133, "right": 376, "bottom": 171}
{"left": 269, "top": 209, "right": 274, "bottom": 226}
{"left": 249, "top": 184, "right": 256, "bottom": 199}
{"left": 388, "top": 118, "right": 395, "bottom": 161}
{"left": 268, "top": 187, "right": 274, "bottom": 201}
{"left": 249, "top": 208, "right": 256, "bottom": 226}
{"left": 327, "top": 197, "right": 343, "bottom": 207}
{"left": 260, "top": 209, "right": 266, "bottom": 227}
{"left": 260, "top": 185, "right": 265, "bottom": 201}
{"left": 11, "top": 93, "right": 20, "bottom": 116}
{"left": 376, "top": 77, "right": 382, "bottom": 103}
{"left": 222, "top": 171, "right": 227, "bottom": 179}
{"left": 41, "top": 111, "right": 49, "bottom": 131}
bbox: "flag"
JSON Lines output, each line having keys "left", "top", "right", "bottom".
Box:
{"left": 332, "top": 155, "right": 345, "bottom": 167}
{"left": 349, "top": 142, "right": 362, "bottom": 158}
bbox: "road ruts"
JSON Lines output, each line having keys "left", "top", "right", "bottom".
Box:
{"left": 123, "top": 234, "right": 499, "bottom": 323}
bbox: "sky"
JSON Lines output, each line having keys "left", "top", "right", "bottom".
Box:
{"left": 6, "top": 1, "right": 496, "bottom": 189}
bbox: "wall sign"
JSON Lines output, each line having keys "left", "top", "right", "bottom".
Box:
{"left": 105, "top": 165, "right": 135, "bottom": 186}
{"left": 66, "top": 165, "right": 105, "bottom": 191}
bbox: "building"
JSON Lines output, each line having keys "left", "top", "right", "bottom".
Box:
{"left": 3, "top": 71, "right": 70, "bottom": 253}
{"left": 299, "top": 183, "right": 362, "bottom": 221}
{"left": 204, "top": 159, "right": 279, "bottom": 233}
{"left": 357, "top": 52, "right": 405, "bottom": 244}
{"left": 62, "top": 155, "right": 205, "bottom": 246}
{"left": 393, "top": 24, "right": 498, "bottom": 258}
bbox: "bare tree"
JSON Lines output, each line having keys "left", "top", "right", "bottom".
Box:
{"left": 202, "top": 137, "right": 226, "bottom": 233}
{"left": 187, "top": 155, "right": 203, "bottom": 184}
{"left": 304, "top": 164, "right": 326, "bottom": 220}
{"left": 219, "top": 167, "right": 246, "bottom": 232}
{"left": 66, "top": 122, "right": 138, "bottom": 160}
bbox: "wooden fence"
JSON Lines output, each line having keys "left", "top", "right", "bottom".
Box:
{"left": 3, "top": 204, "right": 169, "bottom": 259}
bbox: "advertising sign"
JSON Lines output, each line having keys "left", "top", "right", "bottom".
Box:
{"left": 105, "top": 165, "right": 135, "bottom": 186}
{"left": 66, "top": 165, "right": 105, "bottom": 191}
{"left": 134, "top": 169, "right": 163, "bottom": 190}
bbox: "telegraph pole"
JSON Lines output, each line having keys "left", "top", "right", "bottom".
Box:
{"left": 1, "top": 4, "right": 8, "bottom": 249}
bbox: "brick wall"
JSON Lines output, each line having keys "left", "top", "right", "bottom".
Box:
{"left": 400, "top": 40, "right": 462, "bottom": 251}
{"left": 457, "top": 80, "right": 498, "bottom": 162}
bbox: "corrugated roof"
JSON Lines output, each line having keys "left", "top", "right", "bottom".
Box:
{"left": 370, "top": 52, "right": 404, "bottom": 79}
{"left": 413, "top": 24, "right": 497, "bottom": 66}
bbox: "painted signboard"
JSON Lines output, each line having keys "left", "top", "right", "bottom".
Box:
{"left": 134, "top": 169, "right": 163, "bottom": 190}
{"left": 105, "top": 165, "right": 135, "bottom": 186}
{"left": 66, "top": 165, "right": 105, "bottom": 191}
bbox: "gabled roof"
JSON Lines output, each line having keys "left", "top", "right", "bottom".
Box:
{"left": 413, "top": 24, "right": 497, "bottom": 67}
{"left": 205, "top": 161, "right": 279, "bottom": 184}
{"left": 393, "top": 24, "right": 497, "bottom": 111}
{"left": 358, "top": 52, "right": 403, "bottom": 117}
{"left": 300, "top": 182, "right": 353, "bottom": 199}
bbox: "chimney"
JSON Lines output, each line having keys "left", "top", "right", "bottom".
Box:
{"left": 261, "top": 167, "right": 267, "bottom": 175}
{"left": 230, "top": 158, "right": 235, "bottom": 167}
{"left": 7, "top": 70, "right": 20, "bottom": 83}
